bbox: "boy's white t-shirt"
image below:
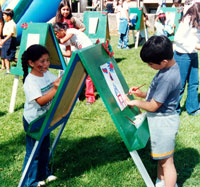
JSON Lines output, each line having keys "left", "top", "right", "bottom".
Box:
{"left": 61, "top": 28, "right": 93, "bottom": 49}
{"left": 3, "top": 19, "right": 17, "bottom": 37}
{"left": 23, "top": 71, "right": 57, "bottom": 124}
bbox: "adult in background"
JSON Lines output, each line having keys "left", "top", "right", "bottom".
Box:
{"left": 173, "top": 3, "right": 200, "bottom": 115}
{"left": 0, "top": 5, "right": 4, "bottom": 39}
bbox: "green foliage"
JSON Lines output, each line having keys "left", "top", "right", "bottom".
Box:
{"left": 0, "top": 36, "right": 200, "bottom": 186}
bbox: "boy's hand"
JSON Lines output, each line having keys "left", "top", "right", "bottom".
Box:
{"left": 123, "top": 94, "right": 137, "bottom": 107}
{"left": 128, "top": 87, "right": 143, "bottom": 97}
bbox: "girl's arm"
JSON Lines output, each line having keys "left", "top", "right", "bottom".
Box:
{"left": 60, "top": 32, "right": 74, "bottom": 44}
{"left": 73, "top": 17, "right": 86, "bottom": 32}
{"left": 62, "top": 45, "right": 72, "bottom": 57}
{"left": 195, "top": 44, "right": 200, "bottom": 50}
{"left": 35, "top": 77, "right": 61, "bottom": 106}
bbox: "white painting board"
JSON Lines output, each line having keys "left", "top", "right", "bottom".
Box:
{"left": 165, "top": 12, "right": 175, "bottom": 26}
{"left": 26, "top": 34, "right": 40, "bottom": 49}
{"left": 89, "top": 17, "right": 99, "bottom": 34}
{"left": 101, "top": 62, "right": 127, "bottom": 111}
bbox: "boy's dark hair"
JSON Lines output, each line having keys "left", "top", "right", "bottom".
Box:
{"left": 22, "top": 44, "right": 49, "bottom": 83}
{"left": 55, "top": 0, "right": 72, "bottom": 22}
{"left": 140, "top": 35, "right": 173, "bottom": 64}
{"left": 52, "top": 22, "right": 68, "bottom": 33}
{"left": 3, "top": 8, "right": 14, "bottom": 18}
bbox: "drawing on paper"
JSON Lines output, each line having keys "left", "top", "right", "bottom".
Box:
{"left": 101, "top": 62, "right": 127, "bottom": 110}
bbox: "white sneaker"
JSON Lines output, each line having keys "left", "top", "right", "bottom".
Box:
{"left": 155, "top": 178, "right": 165, "bottom": 187}
{"left": 46, "top": 175, "right": 57, "bottom": 182}
{"left": 37, "top": 180, "right": 45, "bottom": 186}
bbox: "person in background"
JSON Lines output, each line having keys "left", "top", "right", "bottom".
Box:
{"left": 55, "top": 0, "right": 85, "bottom": 32}
{"left": 105, "top": 0, "right": 114, "bottom": 13}
{"left": 0, "top": 9, "right": 17, "bottom": 74}
{"left": 118, "top": 0, "right": 130, "bottom": 49}
{"left": 172, "top": 0, "right": 182, "bottom": 7}
{"left": 173, "top": 3, "right": 200, "bottom": 115}
{"left": 154, "top": 12, "right": 176, "bottom": 37}
{"left": 0, "top": 6, "right": 4, "bottom": 39}
{"left": 184, "top": 0, "right": 195, "bottom": 14}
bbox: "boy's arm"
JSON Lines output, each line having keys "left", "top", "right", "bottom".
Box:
{"left": 124, "top": 95, "right": 162, "bottom": 112}
{"left": 0, "top": 32, "right": 12, "bottom": 46}
{"left": 35, "top": 77, "right": 61, "bottom": 106}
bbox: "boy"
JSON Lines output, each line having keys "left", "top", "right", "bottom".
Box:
{"left": 52, "top": 22, "right": 95, "bottom": 104}
{"left": 0, "top": 9, "right": 17, "bottom": 74}
{"left": 124, "top": 35, "right": 181, "bottom": 187}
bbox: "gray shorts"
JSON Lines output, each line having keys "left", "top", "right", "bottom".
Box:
{"left": 147, "top": 112, "right": 179, "bottom": 160}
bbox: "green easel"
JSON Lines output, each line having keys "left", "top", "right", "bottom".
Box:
{"left": 129, "top": 7, "right": 147, "bottom": 48}
{"left": 160, "top": 7, "right": 182, "bottom": 41}
{"left": 9, "top": 23, "right": 66, "bottom": 113}
{"left": 83, "top": 11, "right": 110, "bottom": 44}
{"left": 18, "top": 43, "right": 154, "bottom": 187}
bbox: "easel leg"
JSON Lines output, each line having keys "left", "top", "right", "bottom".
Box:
{"left": 144, "top": 25, "right": 148, "bottom": 41}
{"left": 9, "top": 75, "right": 19, "bottom": 113}
{"left": 135, "top": 31, "right": 140, "bottom": 49}
{"left": 130, "top": 150, "right": 155, "bottom": 187}
{"left": 49, "top": 122, "right": 67, "bottom": 159}
{"left": 18, "top": 141, "right": 40, "bottom": 187}
{"left": 132, "top": 30, "right": 135, "bottom": 44}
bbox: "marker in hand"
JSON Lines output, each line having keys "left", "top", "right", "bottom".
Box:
{"left": 126, "top": 83, "right": 146, "bottom": 95}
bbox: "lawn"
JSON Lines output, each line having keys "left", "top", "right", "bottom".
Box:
{"left": 0, "top": 35, "right": 200, "bottom": 187}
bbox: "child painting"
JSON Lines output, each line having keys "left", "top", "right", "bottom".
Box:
{"left": 124, "top": 35, "right": 181, "bottom": 187}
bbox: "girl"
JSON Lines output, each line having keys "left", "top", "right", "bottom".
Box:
{"left": 55, "top": 0, "right": 85, "bottom": 32}
{"left": 22, "top": 44, "right": 61, "bottom": 186}
{"left": 118, "top": 0, "right": 130, "bottom": 49}
{"left": 154, "top": 12, "right": 175, "bottom": 37}
{"left": 53, "top": 22, "right": 96, "bottom": 104}
{"left": 174, "top": 3, "right": 200, "bottom": 115}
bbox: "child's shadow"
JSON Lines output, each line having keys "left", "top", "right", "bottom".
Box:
{"left": 175, "top": 148, "right": 200, "bottom": 187}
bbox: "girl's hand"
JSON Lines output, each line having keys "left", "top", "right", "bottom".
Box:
{"left": 53, "top": 77, "right": 61, "bottom": 89}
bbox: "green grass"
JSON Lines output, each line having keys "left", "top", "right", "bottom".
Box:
{"left": 0, "top": 35, "right": 200, "bottom": 187}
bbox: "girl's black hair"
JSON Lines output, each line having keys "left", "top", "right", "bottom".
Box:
{"left": 181, "top": 3, "right": 200, "bottom": 28}
{"left": 22, "top": 44, "right": 49, "bottom": 83}
{"left": 55, "top": 0, "right": 72, "bottom": 23}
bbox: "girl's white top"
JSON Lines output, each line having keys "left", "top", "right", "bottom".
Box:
{"left": 174, "top": 16, "right": 200, "bottom": 53}
{"left": 23, "top": 71, "right": 57, "bottom": 124}
{"left": 120, "top": 1, "right": 129, "bottom": 19}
